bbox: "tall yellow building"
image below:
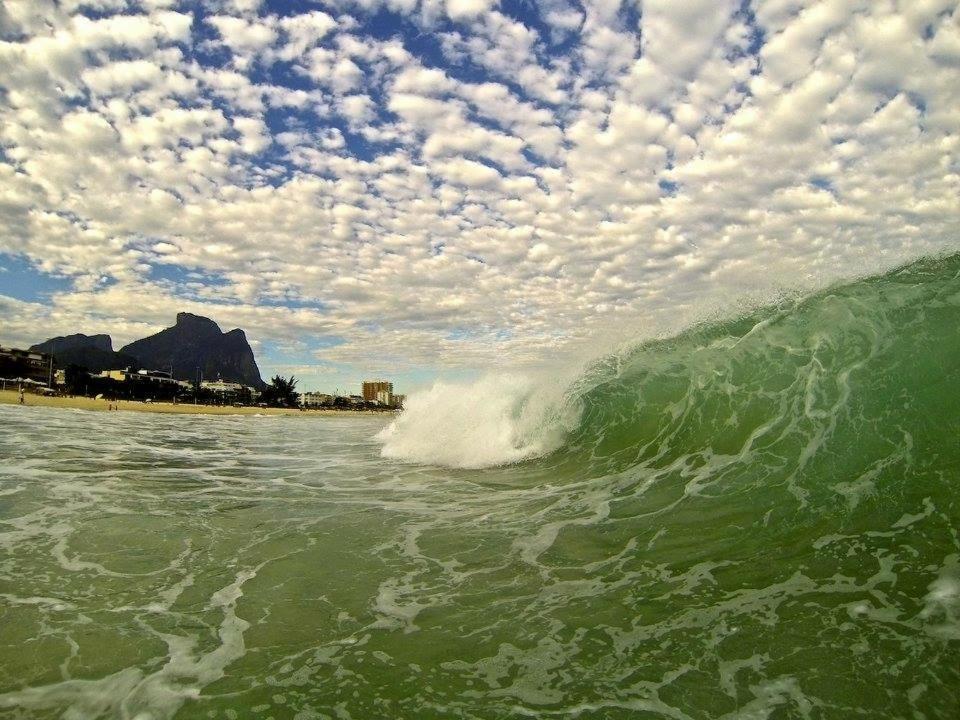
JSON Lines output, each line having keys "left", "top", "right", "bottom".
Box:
{"left": 362, "top": 380, "right": 393, "bottom": 403}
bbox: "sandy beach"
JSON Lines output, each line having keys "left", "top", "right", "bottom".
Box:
{"left": 0, "top": 389, "right": 393, "bottom": 417}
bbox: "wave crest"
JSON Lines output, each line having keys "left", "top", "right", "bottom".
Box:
{"left": 379, "top": 253, "right": 960, "bottom": 474}
{"left": 377, "top": 374, "right": 580, "bottom": 469}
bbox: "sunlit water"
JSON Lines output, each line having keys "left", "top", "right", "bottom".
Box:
{"left": 2, "top": 255, "right": 959, "bottom": 719}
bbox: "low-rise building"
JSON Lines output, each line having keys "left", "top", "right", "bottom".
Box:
{"left": 0, "top": 346, "right": 53, "bottom": 385}
{"left": 138, "top": 369, "right": 179, "bottom": 385}
{"left": 98, "top": 368, "right": 180, "bottom": 386}
{"left": 201, "top": 379, "right": 245, "bottom": 394}
{"left": 301, "top": 392, "right": 334, "bottom": 407}
{"left": 200, "top": 378, "right": 257, "bottom": 403}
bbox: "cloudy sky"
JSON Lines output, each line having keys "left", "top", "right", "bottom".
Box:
{"left": 1, "top": 0, "right": 958, "bottom": 391}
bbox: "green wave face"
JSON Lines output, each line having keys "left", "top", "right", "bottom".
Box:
{"left": 486, "top": 253, "right": 959, "bottom": 715}
{"left": 562, "top": 253, "right": 960, "bottom": 491}
{"left": 446, "top": 253, "right": 957, "bottom": 715}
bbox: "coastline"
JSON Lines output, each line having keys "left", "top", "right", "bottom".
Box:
{"left": 0, "top": 389, "right": 395, "bottom": 417}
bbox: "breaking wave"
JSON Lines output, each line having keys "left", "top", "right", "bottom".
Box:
{"left": 377, "top": 373, "right": 580, "bottom": 469}
{"left": 380, "top": 252, "right": 960, "bottom": 481}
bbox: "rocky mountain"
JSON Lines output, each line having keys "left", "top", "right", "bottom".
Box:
{"left": 33, "top": 334, "right": 113, "bottom": 354}
{"left": 30, "top": 334, "right": 137, "bottom": 372}
{"left": 119, "top": 313, "right": 265, "bottom": 389}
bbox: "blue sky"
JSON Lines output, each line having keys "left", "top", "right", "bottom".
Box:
{"left": 1, "top": 0, "right": 958, "bottom": 392}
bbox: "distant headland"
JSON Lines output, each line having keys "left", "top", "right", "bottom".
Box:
{"left": 30, "top": 312, "right": 265, "bottom": 389}
{"left": 0, "top": 313, "right": 403, "bottom": 414}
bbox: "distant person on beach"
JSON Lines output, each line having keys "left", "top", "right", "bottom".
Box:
{"left": 18, "top": 385, "right": 25, "bottom": 405}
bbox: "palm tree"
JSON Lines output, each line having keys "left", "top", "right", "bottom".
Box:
{"left": 261, "top": 375, "right": 298, "bottom": 407}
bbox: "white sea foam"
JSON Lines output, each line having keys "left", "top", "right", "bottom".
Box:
{"left": 377, "top": 372, "right": 581, "bottom": 469}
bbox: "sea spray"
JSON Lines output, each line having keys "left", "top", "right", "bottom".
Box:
{"left": 377, "top": 372, "right": 582, "bottom": 468}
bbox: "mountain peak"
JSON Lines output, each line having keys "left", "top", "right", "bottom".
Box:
{"left": 120, "top": 313, "right": 264, "bottom": 388}
{"left": 175, "top": 312, "right": 222, "bottom": 333}
{"left": 30, "top": 334, "right": 135, "bottom": 372}
{"left": 31, "top": 333, "right": 114, "bottom": 354}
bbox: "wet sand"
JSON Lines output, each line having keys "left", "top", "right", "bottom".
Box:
{"left": 0, "top": 389, "right": 391, "bottom": 417}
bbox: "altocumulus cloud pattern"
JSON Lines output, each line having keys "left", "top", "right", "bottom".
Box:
{"left": 1, "top": 0, "right": 958, "bottom": 382}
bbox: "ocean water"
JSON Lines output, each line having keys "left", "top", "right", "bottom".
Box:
{"left": 1, "top": 254, "right": 959, "bottom": 719}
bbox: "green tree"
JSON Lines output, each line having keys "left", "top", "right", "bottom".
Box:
{"left": 261, "top": 375, "right": 298, "bottom": 407}
{"left": 63, "top": 364, "right": 88, "bottom": 395}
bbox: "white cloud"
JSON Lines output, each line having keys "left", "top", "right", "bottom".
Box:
{"left": 276, "top": 11, "right": 339, "bottom": 59}
{"left": 445, "top": 0, "right": 498, "bottom": 23}
{"left": 304, "top": 48, "right": 364, "bottom": 93}
{"left": 434, "top": 157, "right": 502, "bottom": 187}
{"left": 641, "top": 0, "right": 737, "bottom": 80}
{"left": 232, "top": 115, "right": 270, "bottom": 154}
{"left": 208, "top": 15, "right": 277, "bottom": 53}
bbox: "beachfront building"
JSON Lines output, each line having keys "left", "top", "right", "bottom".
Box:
{"left": 301, "top": 392, "right": 334, "bottom": 408}
{"left": 201, "top": 379, "right": 245, "bottom": 394}
{"left": 0, "top": 346, "right": 53, "bottom": 385}
{"left": 98, "top": 368, "right": 180, "bottom": 387}
{"left": 84, "top": 367, "right": 185, "bottom": 401}
{"left": 201, "top": 378, "right": 257, "bottom": 403}
{"left": 137, "top": 369, "right": 179, "bottom": 386}
{"left": 362, "top": 380, "right": 393, "bottom": 403}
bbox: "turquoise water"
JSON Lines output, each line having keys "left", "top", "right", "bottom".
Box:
{"left": 1, "top": 254, "right": 959, "bottom": 718}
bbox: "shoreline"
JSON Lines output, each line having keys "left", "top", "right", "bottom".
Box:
{"left": 0, "top": 389, "right": 395, "bottom": 417}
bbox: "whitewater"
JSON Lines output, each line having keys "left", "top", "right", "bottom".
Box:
{"left": 1, "top": 254, "right": 958, "bottom": 718}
